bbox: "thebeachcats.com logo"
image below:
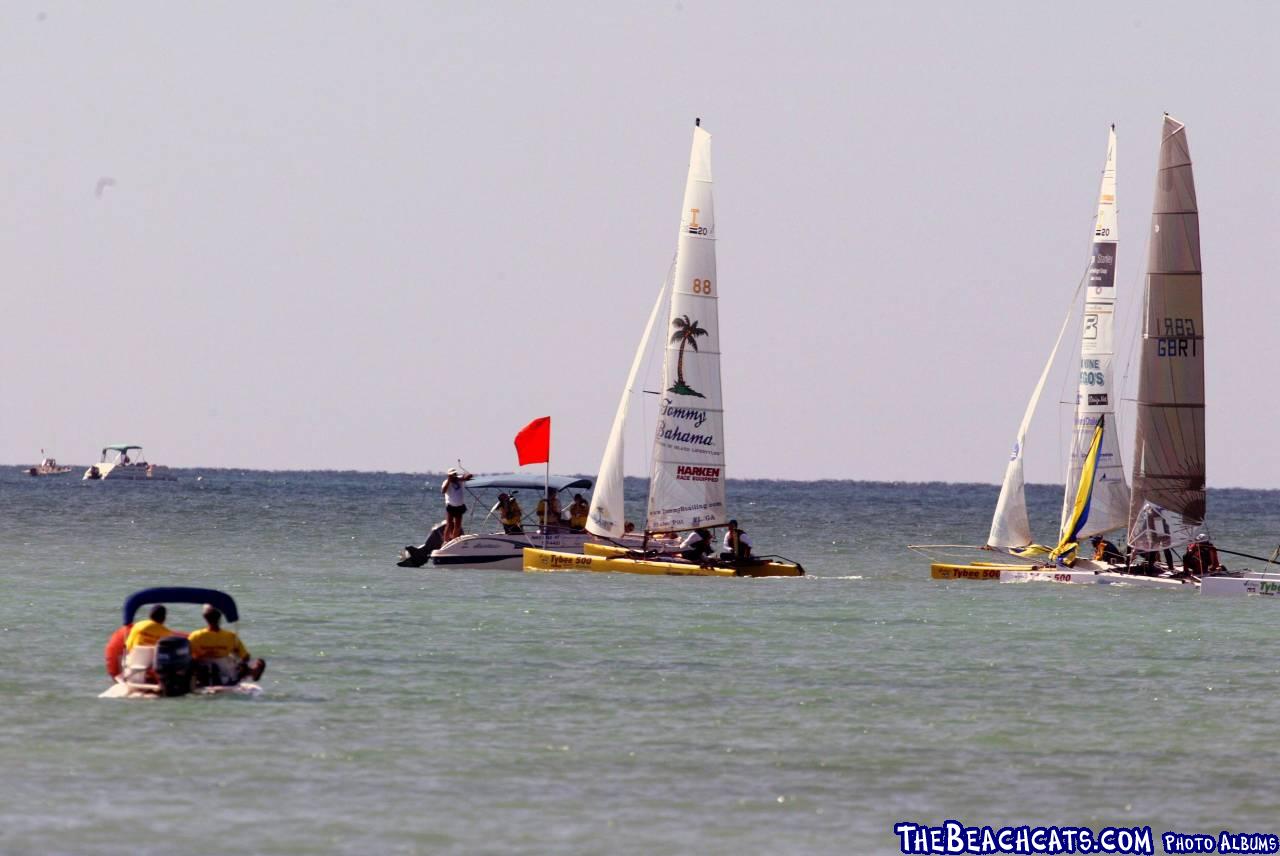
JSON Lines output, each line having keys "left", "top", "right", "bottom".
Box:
{"left": 893, "top": 821, "right": 1279, "bottom": 854}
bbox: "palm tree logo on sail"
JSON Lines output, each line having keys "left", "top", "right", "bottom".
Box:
{"left": 668, "top": 314, "right": 708, "bottom": 398}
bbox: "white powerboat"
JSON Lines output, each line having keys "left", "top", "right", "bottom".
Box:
{"left": 399, "top": 474, "right": 640, "bottom": 570}
{"left": 100, "top": 587, "right": 262, "bottom": 699}
{"left": 83, "top": 444, "right": 175, "bottom": 481}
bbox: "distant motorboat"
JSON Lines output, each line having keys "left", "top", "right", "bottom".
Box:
{"left": 83, "top": 444, "right": 176, "bottom": 481}
{"left": 24, "top": 451, "right": 73, "bottom": 477}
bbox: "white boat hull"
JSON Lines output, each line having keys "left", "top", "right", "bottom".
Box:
{"left": 1202, "top": 576, "right": 1280, "bottom": 598}
{"left": 996, "top": 566, "right": 1196, "bottom": 589}
{"left": 423, "top": 531, "right": 644, "bottom": 571}
{"left": 84, "top": 462, "right": 175, "bottom": 481}
{"left": 999, "top": 569, "right": 1106, "bottom": 585}
{"left": 99, "top": 680, "right": 262, "bottom": 699}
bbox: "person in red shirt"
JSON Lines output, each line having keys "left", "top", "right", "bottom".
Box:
{"left": 1183, "top": 533, "right": 1223, "bottom": 576}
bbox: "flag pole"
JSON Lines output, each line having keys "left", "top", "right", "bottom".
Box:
{"left": 544, "top": 456, "right": 550, "bottom": 550}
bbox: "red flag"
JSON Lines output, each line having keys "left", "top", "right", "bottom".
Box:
{"left": 514, "top": 416, "right": 551, "bottom": 466}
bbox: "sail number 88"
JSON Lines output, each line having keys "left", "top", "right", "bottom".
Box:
{"left": 692, "top": 278, "right": 713, "bottom": 295}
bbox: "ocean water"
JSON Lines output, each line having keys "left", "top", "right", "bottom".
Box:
{"left": 4, "top": 469, "right": 1280, "bottom": 855}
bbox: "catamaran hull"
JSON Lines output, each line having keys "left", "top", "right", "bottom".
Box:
{"left": 999, "top": 569, "right": 1107, "bottom": 584}
{"left": 1201, "top": 576, "right": 1280, "bottom": 598}
{"left": 930, "top": 562, "right": 1032, "bottom": 581}
{"left": 524, "top": 545, "right": 803, "bottom": 577}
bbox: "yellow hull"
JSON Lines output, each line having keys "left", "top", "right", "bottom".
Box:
{"left": 524, "top": 546, "right": 803, "bottom": 577}
{"left": 930, "top": 562, "right": 1044, "bottom": 581}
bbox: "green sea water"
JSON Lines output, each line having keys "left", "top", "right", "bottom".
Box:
{"left": 3, "top": 470, "right": 1279, "bottom": 854}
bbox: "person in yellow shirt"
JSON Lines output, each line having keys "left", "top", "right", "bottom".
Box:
{"left": 124, "top": 605, "right": 178, "bottom": 651}
{"left": 188, "top": 605, "right": 265, "bottom": 684}
{"left": 567, "top": 493, "right": 589, "bottom": 531}
{"left": 493, "top": 493, "right": 524, "bottom": 534}
{"left": 536, "top": 490, "right": 562, "bottom": 529}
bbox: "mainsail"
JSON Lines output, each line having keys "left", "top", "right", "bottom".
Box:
{"left": 646, "top": 122, "right": 728, "bottom": 533}
{"left": 1127, "top": 115, "right": 1206, "bottom": 538}
{"left": 1059, "top": 125, "right": 1130, "bottom": 540}
{"left": 585, "top": 267, "right": 671, "bottom": 539}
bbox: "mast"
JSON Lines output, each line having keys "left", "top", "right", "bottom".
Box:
{"left": 646, "top": 119, "right": 728, "bottom": 534}
{"left": 1058, "top": 125, "right": 1129, "bottom": 542}
{"left": 1127, "top": 115, "right": 1206, "bottom": 537}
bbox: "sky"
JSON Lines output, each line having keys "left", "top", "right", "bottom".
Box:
{"left": 3, "top": 2, "right": 1278, "bottom": 486}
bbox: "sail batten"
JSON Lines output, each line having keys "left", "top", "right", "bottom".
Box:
{"left": 1127, "top": 115, "right": 1206, "bottom": 535}
{"left": 646, "top": 125, "right": 727, "bottom": 533}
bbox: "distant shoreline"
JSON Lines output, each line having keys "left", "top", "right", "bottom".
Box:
{"left": 5, "top": 464, "right": 1275, "bottom": 492}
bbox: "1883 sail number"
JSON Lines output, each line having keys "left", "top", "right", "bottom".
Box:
{"left": 1156, "top": 316, "right": 1199, "bottom": 357}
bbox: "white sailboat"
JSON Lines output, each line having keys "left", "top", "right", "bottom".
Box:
{"left": 525, "top": 120, "right": 800, "bottom": 577}
{"left": 920, "top": 125, "right": 1131, "bottom": 583}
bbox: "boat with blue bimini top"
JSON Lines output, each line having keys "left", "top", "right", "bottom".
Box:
{"left": 100, "top": 587, "right": 263, "bottom": 699}
{"left": 83, "top": 444, "right": 175, "bottom": 481}
{"left": 398, "top": 473, "right": 639, "bottom": 570}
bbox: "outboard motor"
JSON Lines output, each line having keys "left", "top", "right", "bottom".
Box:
{"left": 398, "top": 520, "right": 449, "bottom": 568}
{"left": 154, "top": 636, "right": 193, "bottom": 697}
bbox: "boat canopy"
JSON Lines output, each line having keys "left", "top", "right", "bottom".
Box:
{"left": 465, "top": 474, "right": 592, "bottom": 493}
{"left": 104, "top": 444, "right": 144, "bottom": 453}
{"left": 122, "top": 587, "right": 240, "bottom": 625}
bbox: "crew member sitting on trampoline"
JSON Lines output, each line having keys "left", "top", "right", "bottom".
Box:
{"left": 721, "top": 520, "right": 752, "bottom": 562}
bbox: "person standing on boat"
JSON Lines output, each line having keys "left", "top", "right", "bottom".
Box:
{"left": 441, "top": 468, "right": 472, "bottom": 542}
{"left": 721, "top": 520, "right": 752, "bottom": 561}
{"left": 536, "top": 489, "right": 562, "bottom": 530}
{"left": 188, "top": 605, "right": 266, "bottom": 684}
{"left": 124, "top": 605, "right": 178, "bottom": 651}
{"left": 567, "top": 494, "right": 589, "bottom": 531}
{"left": 679, "top": 527, "right": 714, "bottom": 563}
{"left": 493, "top": 493, "right": 524, "bottom": 534}
{"left": 1090, "top": 534, "right": 1124, "bottom": 564}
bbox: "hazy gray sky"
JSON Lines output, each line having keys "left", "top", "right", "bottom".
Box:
{"left": 4, "top": 2, "right": 1277, "bottom": 486}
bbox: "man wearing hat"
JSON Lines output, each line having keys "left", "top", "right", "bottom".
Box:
{"left": 1182, "top": 532, "right": 1223, "bottom": 576}
{"left": 493, "top": 492, "right": 524, "bottom": 534}
{"left": 188, "top": 605, "right": 266, "bottom": 685}
{"left": 440, "top": 467, "right": 473, "bottom": 542}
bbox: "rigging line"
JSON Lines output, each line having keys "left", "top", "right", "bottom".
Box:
{"left": 1054, "top": 264, "right": 1094, "bottom": 488}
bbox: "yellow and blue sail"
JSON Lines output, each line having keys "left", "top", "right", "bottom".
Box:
{"left": 1050, "top": 414, "right": 1107, "bottom": 563}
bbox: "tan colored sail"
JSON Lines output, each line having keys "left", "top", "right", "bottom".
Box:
{"left": 1128, "top": 115, "right": 1205, "bottom": 531}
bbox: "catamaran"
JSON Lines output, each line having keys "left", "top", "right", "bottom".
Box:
{"left": 923, "top": 116, "right": 1277, "bottom": 593}
{"left": 523, "top": 120, "right": 801, "bottom": 578}
{"left": 913, "top": 125, "right": 1135, "bottom": 584}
